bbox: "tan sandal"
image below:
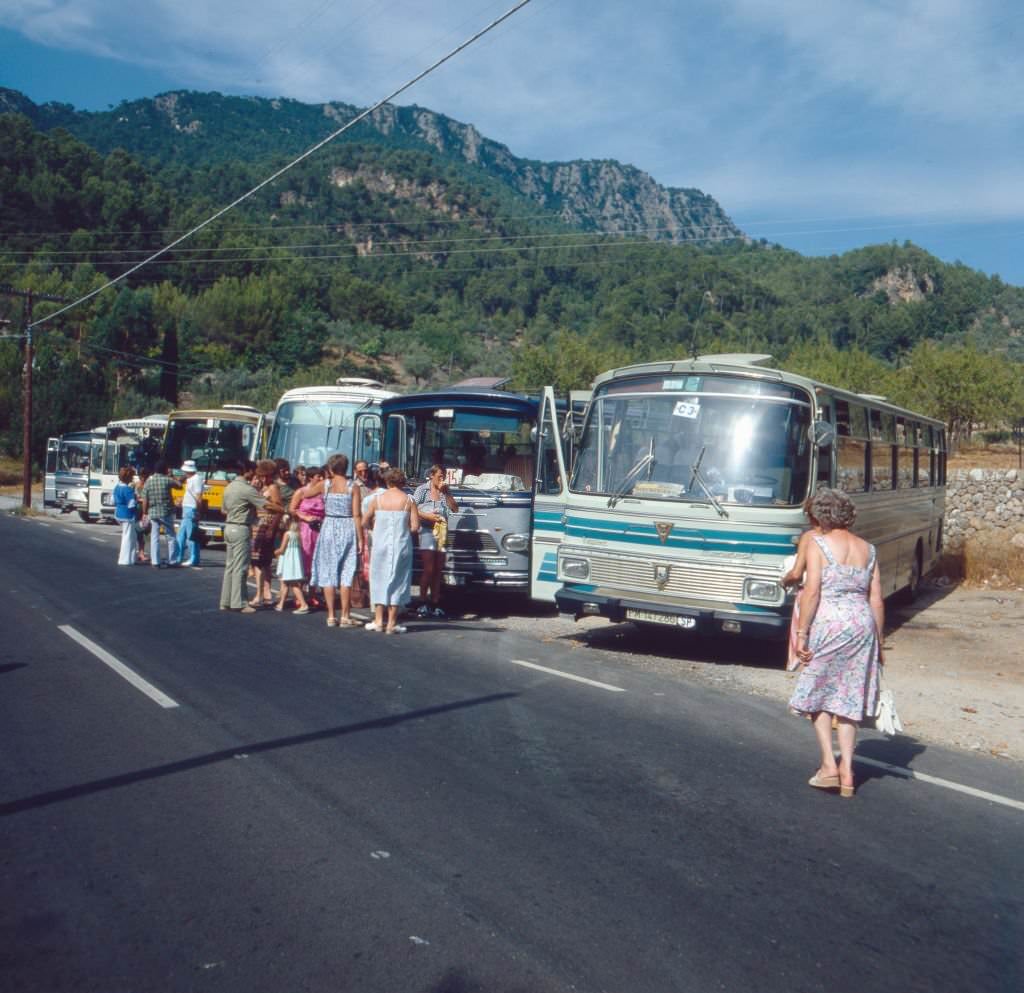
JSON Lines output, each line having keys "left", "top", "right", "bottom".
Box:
{"left": 808, "top": 772, "right": 840, "bottom": 790}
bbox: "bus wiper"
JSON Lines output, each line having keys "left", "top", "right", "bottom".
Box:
{"left": 302, "top": 396, "right": 328, "bottom": 425}
{"left": 608, "top": 448, "right": 655, "bottom": 508}
{"left": 686, "top": 446, "right": 729, "bottom": 519}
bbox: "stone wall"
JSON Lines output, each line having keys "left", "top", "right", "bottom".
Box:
{"left": 944, "top": 468, "right": 1024, "bottom": 551}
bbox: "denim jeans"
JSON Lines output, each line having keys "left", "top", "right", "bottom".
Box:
{"left": 149, "top": 512, "right": 179, "bottom": 566}
{"left": 175, "top": 505, "right": 201, "bottom": 565}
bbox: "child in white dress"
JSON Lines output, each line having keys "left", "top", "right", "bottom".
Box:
{"left": 274, "top": 520, "right": 310, "bottom": 613}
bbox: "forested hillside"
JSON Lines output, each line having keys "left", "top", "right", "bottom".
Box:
{"left": 1, "top": 87, "right": 1022, "bottom": 465}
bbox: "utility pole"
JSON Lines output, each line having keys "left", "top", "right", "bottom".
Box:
{"left": 1, "top": 286, "right": 70, "bottom": 510}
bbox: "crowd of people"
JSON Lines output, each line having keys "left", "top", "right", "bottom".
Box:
{"left": 112, "top": 453, "right": 459, "bottom": 635}
{"left": 114, "top": 463, "right": 887, "bottom": 795}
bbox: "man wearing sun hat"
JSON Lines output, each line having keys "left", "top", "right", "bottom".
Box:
{"left": 174, "top": 458, "right": 205, "bottom": 568}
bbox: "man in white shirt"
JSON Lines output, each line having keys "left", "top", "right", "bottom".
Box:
{"left": 175, "top": 459, "right": 205, "bottom": 567}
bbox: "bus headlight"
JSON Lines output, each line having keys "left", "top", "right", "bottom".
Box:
{"left": 560, "top": 556, "right": 590, "bottom": 581}
{"left": 501, "top": 532, "right": 529, "bottom": 553}
{"left": 745, "top": 579, "right": 782, "bottom": 603}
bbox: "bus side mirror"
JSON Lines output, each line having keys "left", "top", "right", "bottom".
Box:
{"left": 813, "top": 421, "right": 836, "bottom": 448}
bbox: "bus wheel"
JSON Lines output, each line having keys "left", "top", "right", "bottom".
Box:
{"left": 897, "top": 544, "right": 923, "bottom": 605}
{"left": 78, "top": 510, "right": 92, "bottom": 524}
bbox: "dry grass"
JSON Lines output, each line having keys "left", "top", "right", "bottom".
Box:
{"left": 947, "top": 443, "right": 1021, "bottom": 471}
{"left": 936, "top": 533, "right": 1024, "bottom": 588}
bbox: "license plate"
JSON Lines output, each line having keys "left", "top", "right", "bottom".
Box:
{"left": 442, "top": 573, "right": 465, "bottom": 586}
{"left": 626, "top": 609, "right": 696, "bottom": 628}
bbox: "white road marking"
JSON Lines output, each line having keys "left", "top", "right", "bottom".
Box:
{"left": 58, "top": 624, "right": 180, "bottom": 709}
{"left": 508, "top": 658, "right": 625, "bottom": 693}
{"left": 34, "top": 520, "right": 51, "bottom": 527}
{"left": 852, "top": 754, "right": 1024, "bottom": 812}
{"left": 61, "top": 528, "right": 75, "bottom": 534}
{"left": 90, "top": 537, "right": 105, "bottom": 544}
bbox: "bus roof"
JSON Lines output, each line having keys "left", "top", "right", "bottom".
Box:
{"left": 167, "top": 407, "right": 264, "bottom": 423}
{"left": 592, "top": 353, "right": 944, "bottom": 429}
{"left": 276, "top": 383, "right": 398, "bottom": 407}
{"left": 381, "top": 388, "right": 537, "bottom": 417}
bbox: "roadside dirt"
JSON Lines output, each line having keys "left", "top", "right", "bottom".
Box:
{"left": 494, "top": 583, "right": 1024, "bottom": 764}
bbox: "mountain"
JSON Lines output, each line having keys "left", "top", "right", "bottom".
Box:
{"left": 0, "top": 88, "right": 744, "bottom": 248}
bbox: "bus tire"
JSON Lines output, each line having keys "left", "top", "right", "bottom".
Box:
{"left": 897, "top": 543, "right": 923, "bottom": 605}
{"left": 78, "top": 510, "right": 93, "bottom": 524}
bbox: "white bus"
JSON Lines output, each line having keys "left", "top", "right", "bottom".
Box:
{"left": 85, "top": 415, "right": 168, "bottom": 522}
{"left": 266, "top": 377, "right": 397, "bottom": 470}
{"left": 44, "top": 430, "right": 93, "bottom": 517}
{"left": 532, "top": 354, "right": 946, "bottom": 638}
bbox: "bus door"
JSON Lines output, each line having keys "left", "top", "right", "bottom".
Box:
{"left": 44, "top": 438, "right": 59, "bottom": 507}
{"left": 530, "top": 386, "right": 569, "bottom": 602}
{"left": 355, "top": 411, "right": 383, "bottom": 465}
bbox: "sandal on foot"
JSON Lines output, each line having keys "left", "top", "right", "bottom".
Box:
{"left": 326, "top": 617, "right": 338, "bottom": 627}
{"left": 338, "top": 617, "right": 361, "bottom": 628}
{"left": 364, "top": 621, "right": 384, "bottom": 631}
{"left": 384, "top": 625, "right": 407, "bottom": 634}
{"left": 808, "top": 772, "right": 840, "bottom": 789}
{"left": 839, "top": 781, "right": 855, "bottom": 798}
{"left": 293, "top": 607, "right": 310, "bottom": 615}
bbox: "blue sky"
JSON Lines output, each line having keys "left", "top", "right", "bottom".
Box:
{"left": 2, "top": 0, "right": 1022, "bottom": 284}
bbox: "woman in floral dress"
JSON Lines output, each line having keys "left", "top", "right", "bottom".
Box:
{"left": 789, "top": 488, "right": 884, "bottom": 798}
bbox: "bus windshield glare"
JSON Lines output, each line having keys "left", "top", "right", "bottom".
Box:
{"left": 163, "top": 418, "right": 259, "bottom": 477}
{"left": 572, "top": 385, "right": 813, "bottom": 507}
{"left": 267, "top": 400, "right": 365, "bottom": 468}
{"left": 410, "top": 410, "right": 534, "bottom": 490}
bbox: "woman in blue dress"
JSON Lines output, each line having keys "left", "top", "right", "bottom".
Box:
{"left": 308, "top": 453, "right": 363, "bottom": 627}
{"left": 363, "top": 468, "right": 419, "bottom": 633}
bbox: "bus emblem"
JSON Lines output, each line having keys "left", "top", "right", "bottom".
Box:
{"left": 655, "top": 521, "right": 674, "bottom": 544}
{"left": 654, "top": 564, "right": 671, "bottom": 589}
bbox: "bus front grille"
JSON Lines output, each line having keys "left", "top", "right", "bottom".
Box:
{"left": 587, "top": 555, "right": 747, "bottom": 601}
{"left": 448, "top": 529, "right": 499, "bottom": 554}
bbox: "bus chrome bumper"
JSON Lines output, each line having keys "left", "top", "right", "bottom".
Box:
{"left": 554, "top": 588, "right": 789, "bottom": 639}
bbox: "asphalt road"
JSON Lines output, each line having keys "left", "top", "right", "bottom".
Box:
{"left": 1, "top": 512, "right": 1021, "bottom": 993}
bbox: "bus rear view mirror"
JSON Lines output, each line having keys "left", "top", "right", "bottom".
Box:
{"left": 812, "top": 421, "right": 836, "bottom": 448}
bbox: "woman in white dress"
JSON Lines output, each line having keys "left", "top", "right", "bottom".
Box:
{"left": 363, "top": 468, "right": 419, "bottom": 634}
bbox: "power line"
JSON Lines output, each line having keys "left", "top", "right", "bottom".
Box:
{"left": 27, "top": 0, "right": 533, "bottom": 332}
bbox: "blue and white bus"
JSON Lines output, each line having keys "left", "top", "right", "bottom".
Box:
{"left": 532, "top": 354, "right": 946, "bottom": 637}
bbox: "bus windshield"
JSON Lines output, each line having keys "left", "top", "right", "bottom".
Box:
{"left": 163, "top": 417, "right": 259, "bottom": 477}
{"left": 408, "top": 410, "right": 535, "bottom": 490}
{"left": 266, "top": 400, "right": 368, "bottom": 468}
{"left": 58, "top": 438, "right": 91, "bottom": 473}
{"left": 572, "top": 389, "right": 813, "bottom": 506}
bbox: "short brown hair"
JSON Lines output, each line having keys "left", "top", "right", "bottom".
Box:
{"left": 383, "top": 467, "right": 406, "bottom": 488}
{"left": 256, "top": 459, "right": 278, "bottom": 481}
{"left": 810, "top": 487, "right": 857, "bottom": 530}
{"left": 327, "top": 453, "right": 349, "bottom": 476}
{"left": 118, "top": 466, "right": 134, "bottom": 484}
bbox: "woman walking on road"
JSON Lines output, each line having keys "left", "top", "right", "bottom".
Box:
{"left": 363, "top": 468, "right": 419, "bottom": 634}
{"left": 308, "top": 454, "right": 363, "bottom": 628}
{"left": 788, "top": 488, "right": 884, "bottom": 798}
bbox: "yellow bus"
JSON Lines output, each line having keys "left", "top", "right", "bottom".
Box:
{"left": 163, "top": 405, "right": 266, "bottom": 542}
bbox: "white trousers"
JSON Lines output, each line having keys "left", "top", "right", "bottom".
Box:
{"left": 118, "top": 519, "right": 137, "bottom": 565}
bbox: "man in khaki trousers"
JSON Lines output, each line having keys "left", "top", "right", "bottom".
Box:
{"left": 219, "top": 460, "right": 284, "bottom": 612}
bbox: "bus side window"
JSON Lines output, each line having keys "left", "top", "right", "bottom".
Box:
{"left": 834, "top": 399, "right": 867, "bottom": 493}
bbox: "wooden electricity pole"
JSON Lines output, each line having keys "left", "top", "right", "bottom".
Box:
{"left": 1, "top": 286, "right": 70, "bottom": 510}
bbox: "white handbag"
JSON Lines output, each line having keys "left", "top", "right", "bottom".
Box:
{"left": 874, "top": 685, "right": 903, "bottom": 737}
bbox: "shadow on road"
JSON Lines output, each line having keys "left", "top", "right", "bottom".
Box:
{"left": 0, "top": 691, "right": 518, "bottom": 817}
